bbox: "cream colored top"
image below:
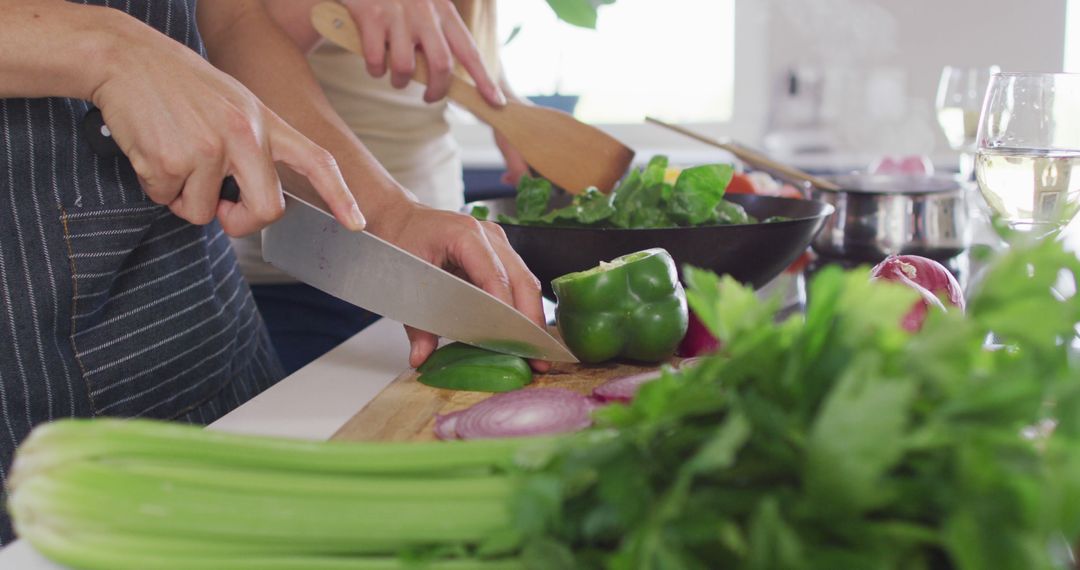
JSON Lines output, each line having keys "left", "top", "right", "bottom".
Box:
{"left": 233, "top": 43, "right": 465, "bottom": 284}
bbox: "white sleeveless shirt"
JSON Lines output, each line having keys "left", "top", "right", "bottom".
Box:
{"left": 233, "top": 43, "right": 465, "bottom": 284}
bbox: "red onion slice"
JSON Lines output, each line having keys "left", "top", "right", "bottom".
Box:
{"left": 452, "top": 388, "right": 593, "bottom": 440}
{"left": 678, "top": 357, "right": 706, "bottom": 369}
{"left": 433, "top": 411, "right": 462, "bottom": 440}
{"left": 592, "top": 370, "right": 663, "bottom": 403}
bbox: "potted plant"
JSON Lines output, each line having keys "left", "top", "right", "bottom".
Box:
{"left": 511, "top": 0, "right": 616, "bottom": 115}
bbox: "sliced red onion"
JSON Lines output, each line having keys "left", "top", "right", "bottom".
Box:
{"left": 592, "top": 370, "right": 663, "bottom": 403}
{"left": 451, "top": 388, "right": 593, "bottom": 440}
{"left": 433, "top": 411, "right": 462, "bottom": 440}
{"left": 679, "top": 357, "right": 706, "bottom": 369}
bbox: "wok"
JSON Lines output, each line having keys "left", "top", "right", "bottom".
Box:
{"left": 468, "top": 194, "right": 834, "bottom": 298}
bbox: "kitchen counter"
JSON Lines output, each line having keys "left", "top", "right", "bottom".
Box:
{"left": 0, "top": 318, "right": 413, "bottom": 569}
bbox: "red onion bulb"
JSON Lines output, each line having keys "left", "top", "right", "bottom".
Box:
{"left": 677, "top": 312, "right": 721, "bottom": 357}
{"left": 870, "top": 255, "right": 965, "bottom": 331}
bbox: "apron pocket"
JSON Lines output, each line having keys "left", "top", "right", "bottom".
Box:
{"left": 64, "top": 206, "right": 257, "bottom": 418}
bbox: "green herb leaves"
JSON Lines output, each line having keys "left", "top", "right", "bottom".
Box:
{"left": 669, "top": 164, "right": 735, "bottom": 225}
{"left": 493, "top": 156, "right": 739, "bottom": 229}
{"left": 515, "top": 236, "right": 1080, "bottom": 569}
{"left": 515, "top": 175, "right": 554, "bottom": 222}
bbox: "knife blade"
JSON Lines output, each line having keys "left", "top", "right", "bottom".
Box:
{"left": 262, "top": 197, "right": 576, "bottom": 361}
{"left": 80, "top": 109, "right": 577, "bottom": 362}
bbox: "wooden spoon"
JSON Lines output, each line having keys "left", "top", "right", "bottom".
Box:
{"left": 311, "top": 2, "right": 635, "bottom": 193}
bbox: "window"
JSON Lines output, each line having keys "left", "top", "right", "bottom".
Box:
{"left": 1068, "top": 0, "right": 1080, "bottom": 72}
{"left": 453, "top": 0, "right": 768, "bottom": 164}
{"left": 498, "top": 0, "right": 735, "bottom": 124}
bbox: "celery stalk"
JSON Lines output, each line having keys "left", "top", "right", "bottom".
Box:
{"left": 27, "top": 526, "right": 525, "bottom": 570}
{"left": 11, "top": 419, "right": 551, "bottom": 485}
{"left": 8, "top": 419, "right": 537, "bottom": 569}
{"left": 14, "top": 462, "right": 511, "bottom": 547}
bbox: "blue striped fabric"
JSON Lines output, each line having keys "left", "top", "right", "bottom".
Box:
{"left": 0, "top": 0, "right": 285, "bottom": 542}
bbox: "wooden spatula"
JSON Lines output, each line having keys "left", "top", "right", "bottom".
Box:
{"left": 311, "top": 2, "right": 634, "bottom": 193}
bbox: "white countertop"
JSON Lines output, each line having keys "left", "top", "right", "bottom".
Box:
{"left": 0, "top": 318, "right": 412, "bottom": 569}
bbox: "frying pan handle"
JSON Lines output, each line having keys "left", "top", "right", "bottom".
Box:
{"left": 80, "top": 108, "right": 240, "bottom": 203}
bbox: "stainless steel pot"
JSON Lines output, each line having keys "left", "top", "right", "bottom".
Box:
{"left": 810, "top": 173, "right": 969, "bottom": 262}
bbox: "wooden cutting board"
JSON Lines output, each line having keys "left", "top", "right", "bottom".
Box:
{"left": 331, "top": 359, "right": 669, "bottom": 442}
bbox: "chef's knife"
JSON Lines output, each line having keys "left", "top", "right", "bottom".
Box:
{"left": 81, "top": 109, "right": 577, "bottom": 362}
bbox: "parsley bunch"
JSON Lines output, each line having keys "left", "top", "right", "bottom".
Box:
{"left": 513, "top": 237, "right": 1080, "bottom": 570}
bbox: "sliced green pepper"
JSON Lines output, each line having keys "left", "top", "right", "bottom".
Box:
{"left": 417, "top": 342, "right": 533, "bottom": 392}
{"left": 552, "top": 248, "right": 689, "bottom": 364}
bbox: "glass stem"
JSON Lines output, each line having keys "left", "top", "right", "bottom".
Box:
{"left": 958, "top": 151, "right": 976, "bottom": 182}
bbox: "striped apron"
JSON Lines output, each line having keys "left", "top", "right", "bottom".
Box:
{"left": 0, "top": 0, "right": 285, "bottom": 541}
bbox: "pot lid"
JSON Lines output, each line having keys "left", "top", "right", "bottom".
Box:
{"left": 822, "top": 173, "right": 962, "bottom": 195}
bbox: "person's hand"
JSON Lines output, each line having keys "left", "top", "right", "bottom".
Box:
{"left": 338, "top": 0, "right": 506, "bottom": 106}
{"left": 368, "top": 202, "right": 550, "bottom": 372}
{"left": 91, "top": 22, "right": 364, "bottom": 236}
{"left": 495, "top": 130, "right": 529, "bottom": 187}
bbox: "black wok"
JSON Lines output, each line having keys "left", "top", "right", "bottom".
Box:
{"left": 467, "top": 194, "right": 835, "bottom": 298}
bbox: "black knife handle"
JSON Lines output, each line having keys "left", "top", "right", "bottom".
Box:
{"left": 80, "top": 108, "right": 240, "bottom": 203}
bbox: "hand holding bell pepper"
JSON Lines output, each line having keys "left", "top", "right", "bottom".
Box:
{"left": 553, "top": 248, "right": 689, "bottom": 363}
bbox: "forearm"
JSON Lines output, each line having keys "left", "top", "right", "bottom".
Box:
{"left": 0, "top": 1, "right": 140, "bottom": 99}
{"left": 260, "top": 0, "right": 328, "bottom": 54}
{"left": 197, "top": 0, "right": 415, "bottom": 234}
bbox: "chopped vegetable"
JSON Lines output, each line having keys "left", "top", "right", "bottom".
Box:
{"left": 437, "top": 389, "right": 594, "bottom": 440}
{"left": 552, "top": 248, "right": 688, "bottom": 363}
{"left": 677, "top": 356, "right": 706, "bottom": 368}
{"left": 668, "top": 164, "right": 735, "bottom": 225}
{"left": 434, "top": 411, "right": 462, "bottom": 441}
{"left": 514, "top": 174, "right": 553, "bottom": 223}
{"left": 469, "top": 204, "right": 490, "bottom": 221}
{"left": 714, "top": 197, "right": 755, "bottom": 224}
{"left": 491, "top": 156, "right": 750, "bottom": 229}
{"left": 418, "top": 343, "right": 532, "bottom": 393}
{"left": 870, "top": 254, "right": 965, "bottom": 331}
{"left": 591, "top": 370, "right": 663, "bottom": 403}
{"left": 724, "top": 172, "right": 758, "bottom": 195}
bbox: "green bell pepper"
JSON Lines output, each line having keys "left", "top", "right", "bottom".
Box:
{"left": 552, "top": 248, "right": 689, "bottom": 364}
{"left": 417, "top": 342, "right": 532, "bottom": 392}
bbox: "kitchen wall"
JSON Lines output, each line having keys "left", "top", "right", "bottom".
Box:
{"left": 763, "top": 0, "right": 1067, "bottom": 159}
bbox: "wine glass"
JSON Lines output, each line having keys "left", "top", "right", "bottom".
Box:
{"left": 974, "top": 72, "right": 1080, "bottom": 238}
{"left": 936, "top": 65, "right": 1000, "bottom": 180}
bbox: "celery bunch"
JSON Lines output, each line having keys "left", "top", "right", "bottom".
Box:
{"left": 8, "top": 419, "right": 545, "bottom": 570}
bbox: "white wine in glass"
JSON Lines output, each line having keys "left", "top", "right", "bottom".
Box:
{"left": 975, "top": 73, "right": 1080, "bottom": 235}
{"left": 936, "top": 65, "right": 999, "bottom": 179}
{"left": 936, "top": 107, "right": 981, "bottom": 151}
{"left": 975, "top": 149, "right": 1080, "bottom": 232}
